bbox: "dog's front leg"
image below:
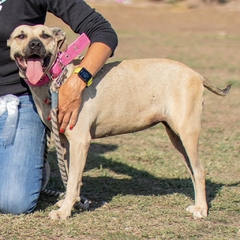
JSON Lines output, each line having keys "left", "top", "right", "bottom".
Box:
{"left": 49, "top": 135, "right": 91, "bottom": 220}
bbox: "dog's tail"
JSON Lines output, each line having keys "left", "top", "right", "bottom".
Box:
{"left": 202, "top": 76, "right": 231, "bottom": 96}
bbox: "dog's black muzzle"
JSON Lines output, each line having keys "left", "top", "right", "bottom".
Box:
{"left": 26, "top": 38, "right": 47, "bottom": 57}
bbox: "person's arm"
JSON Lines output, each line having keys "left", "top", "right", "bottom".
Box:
{"left": 41, "top": 0, "right": 118, "bottom": 132}
{"left": 58, "top": 42, "right": 112, "bottom": 133}
{"left": 44, "top": 0, "right": 118, "bottom": 55}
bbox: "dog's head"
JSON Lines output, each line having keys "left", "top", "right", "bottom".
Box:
{"left": 7, "top": 25, "right": 67, "bottom": 85}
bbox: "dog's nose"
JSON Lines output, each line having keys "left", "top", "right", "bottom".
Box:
{"left": 29, "top": 39, "right": 42, "bottom": 50}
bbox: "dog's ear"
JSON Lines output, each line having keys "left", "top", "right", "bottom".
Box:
{"left": 52, "top": 27, "right": 68, "bottom": 52}
{"left": 7, "top": 38, "right": 11, "bottom": 47}
{"left": 7, "top": 35, "right": 13, "bottom": 47}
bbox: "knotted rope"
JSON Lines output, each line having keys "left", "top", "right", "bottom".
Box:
{"left": 50, "top": 90, "right": 69, "bottom": 188}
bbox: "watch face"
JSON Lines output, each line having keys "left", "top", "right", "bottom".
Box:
{"left": 79, "top": 68, "right": 92, "bottom": 82}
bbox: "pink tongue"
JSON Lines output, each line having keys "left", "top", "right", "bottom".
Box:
{"left": 26, "top": 58, "right": 44, "bottom": 85}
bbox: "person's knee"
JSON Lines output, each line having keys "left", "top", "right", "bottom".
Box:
{"left": 0, "top": 187, "right": 38, "bottom": 215}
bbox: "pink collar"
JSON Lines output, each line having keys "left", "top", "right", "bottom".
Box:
{"left": 25, "top": 33, "right": 90, "bottom": 86}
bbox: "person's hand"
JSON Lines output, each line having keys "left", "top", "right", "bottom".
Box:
{"left": 57, "top": 42, "right": 112, "bottom": 133}
{"left": 58, "top": 74, "right": 86, "bottom": 133}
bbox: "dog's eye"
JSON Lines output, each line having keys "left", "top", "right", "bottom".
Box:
{"left": 16, "top": 34, "right": 26, "bottom": 40}
{"left": 41, "top": 33, "right": 51, "bottom": 39}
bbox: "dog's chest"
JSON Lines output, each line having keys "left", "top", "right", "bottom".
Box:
{"left": 30, "top": 86, "right": 52, "bottom": 128}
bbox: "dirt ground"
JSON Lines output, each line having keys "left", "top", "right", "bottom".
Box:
{"left": 47, "top": 2, "right": 240, "bottom": 35}
{"left": 86, "top": 2, "right": 240, "bottom": 37}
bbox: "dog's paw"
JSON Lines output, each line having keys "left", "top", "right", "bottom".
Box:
{"left": 186, "top": 205, "right": 208, "bottom": 219}
{"left": 49, "top": 209, "right": 70, "bottom": 220}
{"left": 55, "top": 199, "right": 64, "bottom": 208}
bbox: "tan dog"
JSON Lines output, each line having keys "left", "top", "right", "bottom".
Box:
{"left": 8, "top": 25, "right": 231, "bottom": 220}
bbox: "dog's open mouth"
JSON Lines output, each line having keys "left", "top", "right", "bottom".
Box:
{"left": 16, "top": 54, "right": 51, "bottom": 85}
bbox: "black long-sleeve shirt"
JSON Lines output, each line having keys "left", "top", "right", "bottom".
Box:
{"left": 0, "top": 0, "right": 118, "bottom": 96}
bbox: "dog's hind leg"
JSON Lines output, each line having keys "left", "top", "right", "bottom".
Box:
{"left": 49, "top": 133, "right": 91, "bottom": 220}
{"left": 163, "top": 121, "right": 208, "bottom": 219}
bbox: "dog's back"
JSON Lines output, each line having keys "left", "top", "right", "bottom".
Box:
{"left": 74, "top": 58, "right": 204, "bottom": 138}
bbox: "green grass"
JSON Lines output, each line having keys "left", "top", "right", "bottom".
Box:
{"left": 1, "top": 6, "right": 240, "bottom": 240}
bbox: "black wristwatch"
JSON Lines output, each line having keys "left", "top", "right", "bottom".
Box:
{"left": 73, "top": 67, "right": 93, "bottom": 87}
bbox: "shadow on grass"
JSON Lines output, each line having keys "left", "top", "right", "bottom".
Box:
{"left": 38, "top": 142, "right": 228, "bottom": 212}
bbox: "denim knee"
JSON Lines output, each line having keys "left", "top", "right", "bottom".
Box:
{"left": 0, "top": 184, "right": 39, "bottom": 214}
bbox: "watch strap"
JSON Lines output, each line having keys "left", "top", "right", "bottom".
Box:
{"left": 73, "top": 67, "right": 93, "bottom": 87}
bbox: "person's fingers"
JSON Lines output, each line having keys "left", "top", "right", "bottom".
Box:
{"left": 69, "top": 109, "right": 79, "bottom": 130}
{"left": 47, "top": 112, "right": 51, "bottom": 121}
{"left": 59, "top": 112, "right": 72, "bottom": 133}
{"left": 57, "top": 106, "right": 65, "bottom": 127}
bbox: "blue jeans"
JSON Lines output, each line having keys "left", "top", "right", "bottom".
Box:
{"left": 0, "top": 95, "right": 46, "bottom": 214}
